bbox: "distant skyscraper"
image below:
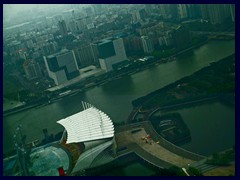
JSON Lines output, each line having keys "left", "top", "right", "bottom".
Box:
{"left": 23, "top": 59, "right": 42, "bottom": 80}
{"left": 199, "top": 4, "right": 209, "bottom": 20}
{"left": 207, "top": 4, "right": 226, "bottom": 24}
{"left": 229, "top": 4, "right": 235, "bottom": 22}
{"left": 177, "top": 4, "right": 188, "bottom": 19}
{"left": 141, "top": 36, "right": 154, "bottom": 54}
{"left": 44, "top": 49, "right": 79, "bottom": 85}
{"left": 73, "top": 45, "right": 95, "bottom": 68}
{"left": 58, "top": 20, "right": 68, "bottom": 36}
{"left": 158, "top": 4, "right": 170, "bottom": 19}
{"left": 200, "top": 4, "right": 232, "bottom": 24}
{"left": 131, "top": 36, "right": 143, "bottom": 52}
{"left": 68, "top": 20, "right": 78, "bottom": 33}
{"left": 93, "top": 38, "right": 127, "bottom": 72}
{"left": 186, "top": 4, "right": 201, "bottom": 19}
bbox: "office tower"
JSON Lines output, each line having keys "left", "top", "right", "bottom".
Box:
{"left": 58, "top": 20, "right": 68, "bottom": 36}
{"left": 200, "top": 4, "right": 232, "bottom": 24}
{"left": 23, "top": 59, "right": 42, "bottom": 80}
{"left": 177, "top": 4, "right": 188, "bottom": 19}
{"left": 44, "top": 49, "right": 79, "bottom": 85}
{"left": 229, "top": 4, "right": 235, "bottom": 22}
{"left": 73, "top": 45, "right": 95, "bottom": 68}
{"left": 92, "top": 38, "right": 127, "bottom": 72}
{"left": 141, "top": 36, "right": 154, "bottom": 54}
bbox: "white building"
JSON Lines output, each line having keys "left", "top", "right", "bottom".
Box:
{"left": 44, "top": 49, "right": 79, "bottom": 85}
{"left": 141, "top": 36, "right": 154, "bottom": 54}
{"left": 95, "top": 38, "right": 127, "bottom": 72}
{"left": 25, "top": 103, "right": 116, "bottom": 176}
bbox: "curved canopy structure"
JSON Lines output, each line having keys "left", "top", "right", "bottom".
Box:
{"left": 57, "top": 106, "right": 114, "bottom": 144}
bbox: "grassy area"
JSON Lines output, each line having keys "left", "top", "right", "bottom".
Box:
{"left": 3, "top": 74, "right": 21, "bottom": 101}
{"left": 138, "top": 54, "right": 235, "bottom": 110}
{"left": 203, "top": 163, "right": 235, "bottom": 176}
{"left": 205, "top": 149, "right": 235, "bottom": 166}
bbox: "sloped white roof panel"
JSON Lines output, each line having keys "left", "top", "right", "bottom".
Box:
{"left": 57, "top": 107, "right": 114, "bottom": 144}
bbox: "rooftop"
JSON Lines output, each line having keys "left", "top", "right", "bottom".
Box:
{"left": 29, "top": 144, "right": 70, "bottom": 176}
{"left": 57, "top": 106, "right": 114, "bottom": 144}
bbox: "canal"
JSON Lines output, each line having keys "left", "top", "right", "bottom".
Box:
{"left": 4, "top": 40, "right": 235, "bottom": 161}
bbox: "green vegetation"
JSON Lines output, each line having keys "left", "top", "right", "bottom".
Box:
{"left": 167, "top": 166, "right": 186, "bottom": 176}
{"left": 152, "top": 35, "right": 208, "bottom": 59}
{"left": 188, "top": 166, "right": 203, "bottom": 176}
{"left": 3, "top": 74, "right": 21, "bottom": 101}
{"left": 134, "top": 54, "right": 235, "bottom": 110}
{"left": 206, "top": 149, "right": 235, "bottom": 166}
{"left": 113, "top": 121, "right": 126, "bottom": 126}
{"left": 152, "top": 48, "right": 176, "bottom": 59}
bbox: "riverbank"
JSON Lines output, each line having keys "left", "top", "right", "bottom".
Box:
{"left": 131, "top": 53, "right": 235, "bottom": 110}
{"left": 4, "top": 39, "right": 235, "bottom": 158}
{"left": 3, "top": 38, "right": 211, "bottom": 117}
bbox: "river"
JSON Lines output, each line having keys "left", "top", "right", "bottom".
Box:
{"left": 3, "top": 39, "right": 235, "bottom": 158}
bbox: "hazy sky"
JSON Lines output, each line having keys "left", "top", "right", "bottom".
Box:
{"left": 4, "top": 4, "right": 38, "bottom": 14}
{"left": 3, "top": 4, "right": 88, "bottom": 19}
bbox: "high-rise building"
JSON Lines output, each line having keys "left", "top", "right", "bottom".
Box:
{"left": 44, "top": 49, "right": 79, "bottom": 85}
{"left": 177, "top": 4, "right": 188, "bottom": 19}
{"left": 73, "top": 45, "right": 95, "bottom": 68}
{"left": 130, "top": 36, "right": 144, "bottom": 52}
{"left": 92, "top": 38, "right": 127, "bottom": 72}
{"left": 68, "top": 20, "right": 78, "bottom": 33}
{"left": 58, "top": 20, "right": 68, "bottom": 36}
{"left": 207, "top": 4, "right": 226, "bottom": 24}
{"left": 186, "top": 4, "right": 201, "bottom": 19}
{"left": 141, "top": 36, "right": 154, "bottom": 54}
{"left": 230, "top": 4, "right": 235, "bottom": 22}
{"left": 23, "top": 59, "right": 42, "bottom": 80}
{"left": 158, "top": 4, "right": 170, "bottom": 19}
{"left": 200, "top": 4, "right": 232, "bottom": 24}
{"left": 172, "top": 25, "right": 191, "bottom": 49}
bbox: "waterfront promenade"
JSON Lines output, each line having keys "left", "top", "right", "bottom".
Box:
{"left": 115, "top": 121, "right": 206, "bottom": 169}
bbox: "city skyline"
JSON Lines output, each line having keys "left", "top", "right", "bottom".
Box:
{"left": 3, "top": 4, "right": 235, "bottom": 176}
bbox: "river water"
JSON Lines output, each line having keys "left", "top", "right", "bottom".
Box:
{"left": 3, "top": 40, "right": 235, "bottom": 159}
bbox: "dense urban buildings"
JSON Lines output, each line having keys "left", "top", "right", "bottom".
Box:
{"left": 3, "top": 4, "right": 235, "bottom": 176}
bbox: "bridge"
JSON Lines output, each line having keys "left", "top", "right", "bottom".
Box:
{"left": 115, "top": 121, "right": 206, "bottom": 170}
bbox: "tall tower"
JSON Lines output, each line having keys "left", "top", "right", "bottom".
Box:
{"left": 58, "top": 20, "right": 68, "bottom": 36}
{"left": 141, "top": 36, "right": 154, "bottom": 54}
{"left": 177, "top": 4, "right": 188, "bottom": 20}
{"left": 230, "top": 4, "right": 235, "bottom": 22}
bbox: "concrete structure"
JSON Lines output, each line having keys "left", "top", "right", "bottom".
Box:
{"left": 177, "top": 4, "right": 188, "bottom": 19}
{"left": 58, "top": 20, "right": 68, "bottom": 35}
{"left": 115, "top": 121, "right": 205, "bottom": 169}
{"left": 141, "top": 36, "right": 154, "bottom": 54}
{"left": 73, "top": 45, "right": 95, "bottom": 68}
{"left": 23, "top": 59, "right": 42, "bottom": 80}
{"left": 57, "top": 103, "right": 116, "bottom": 174}
{"left": 5, "top": 103, "right": 116, "bottom": 176}
{"left": 44, "top": 49, "right": 80, "bottom": 85}
{"left": 93, "top": 38, "right": 128, "bottom": 72}
{"left": 172, "top": 25, "right": 191, "bottom": 49}
{"left": 199, "top": 4, "right": 233, "bottom": 24}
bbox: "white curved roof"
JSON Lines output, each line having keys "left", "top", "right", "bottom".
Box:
{"left": 57, "top": 107, "right": 114, "bottom": 144}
